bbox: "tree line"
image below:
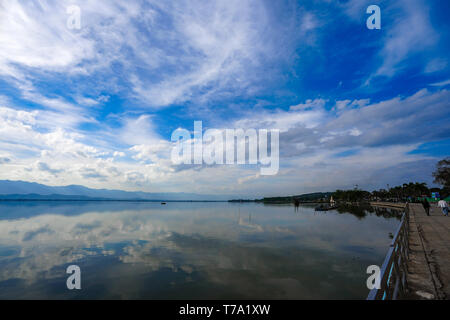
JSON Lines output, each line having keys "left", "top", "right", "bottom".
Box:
{"left": 333, "top": 158, "right": 450, "bottom": 202}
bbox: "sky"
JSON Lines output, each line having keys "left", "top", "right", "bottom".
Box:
{"left": 0, "top": 0, "right": 449, "bottom": 198}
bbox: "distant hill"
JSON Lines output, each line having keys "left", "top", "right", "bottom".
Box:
{"left": 261, "top": 192, "right": 333, "bottom": 203}
{"left": 294, "top": 192, "right": 334, "bottom": 201}
{"left": 230, "top": 192, "right": 333, "bottom": 203}
{"left": 0, "top": 180, "right": 230, "bottom": 201}
{"left": 0, "top": 194, "right": 105, "bottom": 201}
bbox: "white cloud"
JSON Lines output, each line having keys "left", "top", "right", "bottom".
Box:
{"left": 127, "top": 0, "right": 278, "bottom": 106}
{"left": 373, "top": 0, "right": 438, "bottom": 78}
{"left": 290, "top": 99, "right": 327, "bottom": 111}
{"left": 0, "top": 1, "right": 94, "bottom": 71}
{"left": 334, "top": 99, "right": 370, "bottom": 111}
{"left": 424, "top": 58, "right": 448, "bottom": 74}
{"left": 0, "top": 0, "right": 314, "bottom": 110}
{"left": 234, "top": 107, "right": 326, "bottom": 132}
{"left": 2, "top": 87, "right": 446, "bottom": 195}
{"left": 429, "top": 79, "right": 450, "bottom": 87}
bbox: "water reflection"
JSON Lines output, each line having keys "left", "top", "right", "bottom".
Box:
{"left": 0, "top": 202, "right": 401, "bottom": 299}
{"left": 336, "top": 204, "right": 403, "bottom": 220}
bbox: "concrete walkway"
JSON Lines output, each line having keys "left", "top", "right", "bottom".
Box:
{"left": 406, "top": 203, "right": 450, "bottom": 299}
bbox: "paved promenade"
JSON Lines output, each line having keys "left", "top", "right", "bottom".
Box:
{"left": 406, "top": 203, "right": 450, "bottom": 299}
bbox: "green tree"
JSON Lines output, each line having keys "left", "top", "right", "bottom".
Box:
{"left": 433, "top": 158, "right": 450, "bottom": 196}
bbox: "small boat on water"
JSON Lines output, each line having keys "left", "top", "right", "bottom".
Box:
{"left": 315, "top": 204, "right": 338, "bottom": 211}
{"left": 161, "top": 202, "right": 167, "bottom": 205}
{"left": 315, "top": 196, "right": 338, "bottom": 211}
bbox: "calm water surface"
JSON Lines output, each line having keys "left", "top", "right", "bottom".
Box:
{"left": 0, "top": 202, "right": 402, "bottom": 299}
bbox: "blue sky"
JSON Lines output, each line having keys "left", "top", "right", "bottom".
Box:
{"left": 0, "top": 0, "right": 449, "bottom": 197}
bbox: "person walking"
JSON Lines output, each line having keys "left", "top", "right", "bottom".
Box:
{"left": 422, "top": 198, "right": 431, "bottom": 216}
{"left": 437, "top": 198, "right": 449, "bottom": 216}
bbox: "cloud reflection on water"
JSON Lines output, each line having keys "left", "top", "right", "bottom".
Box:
{"left": 0, "top": 202, "right": 400, "bottom": 299}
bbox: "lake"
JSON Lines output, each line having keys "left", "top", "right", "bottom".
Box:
{"left": 0, "top": 201, "right": 402, "bottom": 299}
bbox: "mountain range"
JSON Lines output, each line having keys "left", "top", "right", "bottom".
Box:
{"left": 0, "top": 180, "right": 230, "bottom": 201}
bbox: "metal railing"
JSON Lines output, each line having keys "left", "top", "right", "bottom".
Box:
{"left": 367, "top": 204, "right": 410, "bottom": 300}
